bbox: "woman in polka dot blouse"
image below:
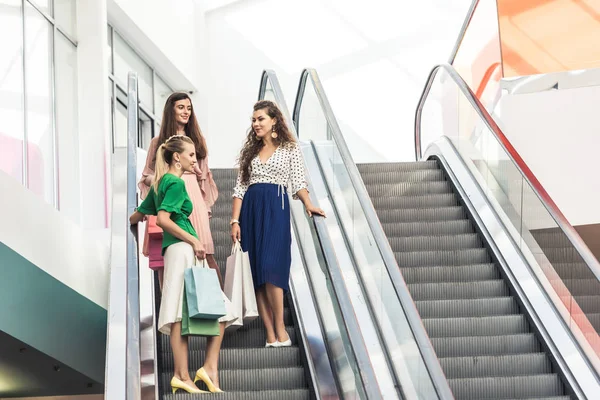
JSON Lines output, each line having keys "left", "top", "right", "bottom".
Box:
{"left": 230, "top": 100, "right": 325, "bottom": 347}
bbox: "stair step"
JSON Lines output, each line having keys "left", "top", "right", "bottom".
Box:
{"left": 376, "top": 206, "right": 467, "bottom": 223}
{"left": 161, "top": 389, "right": 310, "bottom": 400}
{"left": 395, "top": 248, "right": 490, "bottom": 268}
{"left": 389, "top": 234, "right": 481, "bottom": 252}
{"left": 431, "top": 334, "right": 540, "bottom": 358}
{"left": 403, "top": 263, "right": 499, "bottom": 284}
{"left": 423, "top": 315, "right": 529, "bottom": 338}
{"left": 360, "top": 169, "right": 445, "bottom": 184}
{"left": 416, "top": 297, "right": 518, "bottom": 318}
{"left": 440, "top": 353, "right": 552, "bottom": 379}
{"left": 370, "top": 193, "right": 459, "bottom": 210}
{"left": 408, "top": 280, "right": 509, "bottom": 301}
{"left": 449, "top": 374, "right": 563, "bottom": 399}
{"left": 365, "top": 181, "right": 453, "bottom": 197}
{"left": 357, "top": 161, "right": 439, "bottom": 173}
{"left": 160, "top": 347, "right": 301, "bottom": 371}
{"left": 160, "top": 367, "right": 307, "bottom": 392}
{"left": 383, "top": 220, "right": 474, "bottom": 237}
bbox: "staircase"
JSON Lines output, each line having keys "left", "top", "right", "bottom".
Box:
{"left": 155, "top": 168, "right": 312, "bottom": 399}
{"left": 358, "top": 160, "right": 572, "bottom": 400}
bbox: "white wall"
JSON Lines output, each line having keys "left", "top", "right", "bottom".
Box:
{"left": 196, "top": 0, "right": 472, "bottom": 168}
{"left": 493, "top": 85, "right": 600, "bottom": 226}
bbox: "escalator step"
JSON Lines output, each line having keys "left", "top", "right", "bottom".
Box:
{"left": 161, "top": 367, "right": 307, "bottom": 391}
{"left": 416, "top": 297, "right": 518, "bottom": 318}
{"left": 365, "top": 181, "right": 453, "bottom": 197}
{"left": 389, "top": 233, "right": 481, "bottom": 252}
{"left": 160, "top": 347, "right": 302, "bottom": 371}
{"left": 383, "top": 220, "right": 474, "bottom": 237}
{"left": 407, "top": 280, "right": 509, "bottom": 301}
{"left": 357, "top": 161, "right": 439, "bottom": 173}
{"left": 440, "top": 353, "right": 552, "bottom": 379}
{"left": 430, "top": 333, "right": 540, "bottom": 358}
{"left": 423, "top": 315, "right": 529, "bottom": 338}
{"left": 377, "top": 206, "right": 467, "bottom": 223}
{"left": 359, "top": 169, "right": 445, "bottom": 184}
{"left": 370, "top": 193, "right": 459, "bottom": 210}
{"left": 161, "top": 390, "right": 311, "bottom": 400}
{"left": 448, "top": 374, "right": 563, "bottom": 399}
{"left": 395, "top": 248, "right": 490, "bottom": 268}
{"left": 403, "top": 263, "right": 499, "bottom": 284}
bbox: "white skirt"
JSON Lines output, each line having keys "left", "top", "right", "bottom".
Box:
{"left": 158, "top": 241, "right": 235, "bottom": 335}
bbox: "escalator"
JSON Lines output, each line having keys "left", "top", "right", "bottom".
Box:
{"left": 292, "top": 67, "right": 600, "bottom": 399}
{"left": 358, "top": 160, "right": 568, "bottom": 399}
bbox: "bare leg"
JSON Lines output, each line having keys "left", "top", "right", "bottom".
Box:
{"left": 170, "top": 322, "right": 194, "bottom": 386}
{"left": 256, "top": 286, "right": 276, "bottom": 343}
{"left": 202, "top": 322, "right": 225, "bottom": 388}
{"left": 265, "top": 283, "right": 288, "bottom": 342}
{"left": 205, "top": 254, "right": 223, "bottom": 290}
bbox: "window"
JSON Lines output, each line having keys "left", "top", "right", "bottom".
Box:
{"left": 0, "top": 0, "right": 78, "bottom": 216}
{"left": 107, "top": 25, "right": 174, "bottom": 152}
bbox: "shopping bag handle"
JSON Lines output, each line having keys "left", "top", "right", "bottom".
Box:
{"left": 231, "top": 241, "right": 242, "bottom": 255}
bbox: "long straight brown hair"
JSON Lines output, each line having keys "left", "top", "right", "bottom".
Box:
{"left": 153, "top": 92, "right": 207, "bottom": 165}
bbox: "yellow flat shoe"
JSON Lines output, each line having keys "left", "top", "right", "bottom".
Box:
{"left": 194, "top": 367, "right": 224, "bottom": 393}
{"left": 171, "top": 376, "right": 208, "bottom": 394}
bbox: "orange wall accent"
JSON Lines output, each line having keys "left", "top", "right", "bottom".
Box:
{"left": 498, "top": 0, "right": 600, "bottom": 77}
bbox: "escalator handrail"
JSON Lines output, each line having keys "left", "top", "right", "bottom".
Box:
{"left": 448, "top": 0, "right": 480, "bottom": 64}
{"left": 414, "top": 63, "right": 600, "bottom": 284}
{"left": 292, "top": 68, "right": 455, "bottom": 400}
{"left": 126, "top": 72, "right": 142, "bottom": 399}
{"left": 259, "top": 69, "right": 383, "bottom": 398}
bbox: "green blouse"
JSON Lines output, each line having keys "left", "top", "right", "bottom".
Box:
{"left": 137, "top": 173, "right": 197, "bottom": 254}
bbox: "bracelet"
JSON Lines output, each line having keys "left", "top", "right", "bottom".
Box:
{"left": 230, "top": 219, "right": 240, "bottom": 225}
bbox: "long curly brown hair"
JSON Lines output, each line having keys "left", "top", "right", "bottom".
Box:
{"left": 153, "top": 92, "right": 207, "bottom": 166}
{"left": 237, "top": 100, "right": 295, "bottom": 184}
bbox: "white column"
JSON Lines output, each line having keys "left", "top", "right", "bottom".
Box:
{"left": 76, "top": 0, "right": 111, "bottom": 231}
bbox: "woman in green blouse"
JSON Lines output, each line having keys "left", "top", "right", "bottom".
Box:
{"left": 130, "top": 135, "right": 225, "bottom": 394}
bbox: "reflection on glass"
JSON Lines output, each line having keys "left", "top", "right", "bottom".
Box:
{"left": 54, "top": 0, "right": 76, "bottom": 39}
{"left": 25, "top": 3, "right": 54, "bottom": 205}
{"left": 55, "top": 32, "right": 79, "bottom": 222}
{"left": 115, "top": 99, "right": 127, "bottom": 149}
{"left": 139, "top": 110, "right": 153, "bottom": 150}
{"left": 0, "top": 0, "right": 25, "bottom": 184}
{"left": 114, "top": 32, "right": 153, "bottom": 108}
{"left": 452, "top": 0, "right": 502, "bottom": 111}
{"left": 299, "top": 76, "right": 437, "bottom": 398}
{"left": 107, "top": 26, "right": 112, "bottom": 73}
{"left": 420, "top": 67, "right": 600, "bottom": 359}
{"left": 153, "top": 74, "right": 171, "bottom": 121}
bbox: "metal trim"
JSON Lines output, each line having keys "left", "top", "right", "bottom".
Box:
{"left": 414, "top": 63, "right": 600, "bottom": 284}
{"left": 258, "top": 69, "right": 383, "bottom": 399}
{"left": 126, "top": 72, "right": 141, "bottom": 399}
{"left": 293, "top": 68, "right": 454, "bottom": 400}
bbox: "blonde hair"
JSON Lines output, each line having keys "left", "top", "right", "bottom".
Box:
{"left": 152, "top": 135, "right": 194, "bottom": 193}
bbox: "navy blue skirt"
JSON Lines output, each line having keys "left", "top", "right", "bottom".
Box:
{"left": 239, "top": 183, "right": 291, "bottom": 291}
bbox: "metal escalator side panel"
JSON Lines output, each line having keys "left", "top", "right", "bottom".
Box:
{"left": 423, "top": 138, "right": 600, "bottom": 398}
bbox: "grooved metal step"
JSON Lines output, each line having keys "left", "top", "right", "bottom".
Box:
{"left": 423, "top": 315, "right": 529, "bottom": 338}
{"left": 440, "top": 353, "right": 552, "bottom": 379}
{"left": 376, "top": 206, "right": 466, "bottom": 223}
{"left": 357, "top": 161, "right": 439, "bottom": 173}
{"left": 395, "top": 248, "right": 490, "bottom": 268}
{"left": 416, "top": 297, "right": 519, "bottom": 318}
{"left": 403, "top": 263, "right": 499, "bottom": 284}
{"left": 370, "top": 193, "right": 459, "bottom": 210}
{"left": 382, "top": 220, "right": 474, "bottom": 237}
{"left": 449, "top": 374, "right": 563, "bottom": 399}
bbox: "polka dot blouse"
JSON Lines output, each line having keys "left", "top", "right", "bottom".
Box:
{"left": 233, "top": 142, "right": 308, "bottom": 200}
